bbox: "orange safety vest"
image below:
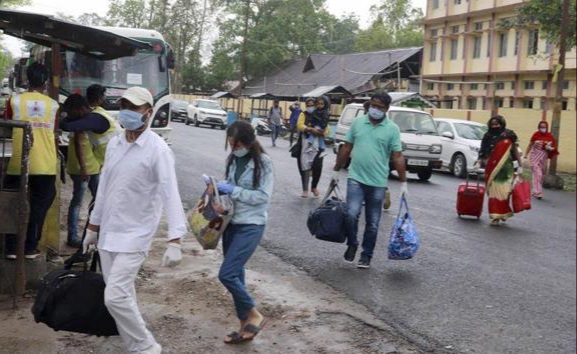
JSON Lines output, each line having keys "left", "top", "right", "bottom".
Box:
{"left": 7, "top": 92, "right": 58, "bottom": 175}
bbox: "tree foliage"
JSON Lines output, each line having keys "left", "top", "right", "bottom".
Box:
{"left": 506, "top": 0, "right": 577, "bottom": 51}
{"left": 355, "top": 0, "right": 423, "bottom": 52}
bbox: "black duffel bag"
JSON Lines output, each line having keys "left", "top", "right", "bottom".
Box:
{"left": 307, "top": 179, "right": 348, "bottom": 243}
{"left": 31, "top": 253, "right": 119, "bottom": 337}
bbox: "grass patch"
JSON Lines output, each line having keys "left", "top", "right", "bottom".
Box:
{"left": 561, "top": 174, "right": 577, "bottom": 193}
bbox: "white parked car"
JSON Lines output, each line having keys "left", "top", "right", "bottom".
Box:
{"left": 333, "top": 104, "right": 444, "bottom": 181}
{"left": 435, "top": 118, "right": 487, "bottom": 178}
{"left": 186, "top": 99, "right": 228, "bottom": 129}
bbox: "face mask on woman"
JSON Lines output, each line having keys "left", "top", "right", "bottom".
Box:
{"left": 306, "top": 107, "right": 315, "bottom": 114}
{"left": 118, "top": 109, "right": 146, "bottom": 130}
{"left": 368, "top": 107, "right": 386, "bottom": 121}
{"left": 233, "top": 147, "right": 249, "bottom": 158}
{"left": 539, "top": 128, "right": 547, "bottom": 134}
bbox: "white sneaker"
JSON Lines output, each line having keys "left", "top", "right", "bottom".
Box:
{"left": 140, "top": 343, "right": 162, "bottom": 354}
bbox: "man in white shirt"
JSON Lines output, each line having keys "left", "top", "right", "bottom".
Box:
{"left": 84, "top": 87, "right": 187, "bottom": 354}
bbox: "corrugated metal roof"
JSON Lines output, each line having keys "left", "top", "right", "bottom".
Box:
{"left": 243, "top": 47, "right": 422, "bottom": 98}
{"left": 301, "top": 85, "right": 351, "bottom": 97}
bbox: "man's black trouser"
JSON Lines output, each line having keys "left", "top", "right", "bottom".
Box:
{"left": 4, "top": 175, "right": 57, "bottom": 254}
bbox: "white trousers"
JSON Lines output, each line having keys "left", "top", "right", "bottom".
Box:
{"left": 100, "top": 250, "right": 157, "bottom": 353}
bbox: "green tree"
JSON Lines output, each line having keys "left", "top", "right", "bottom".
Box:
{"left": 211, "top": 0, "right": 359, "bottom": 84}
{"left": 77, "top": 12, "right": 109, "bottom": 26}
{"left": 504, "top": 0, "right": 577, "bottom": 51}
{"left": 0, "top": 0, "right": 31, "bottom": 7}
{"left": 355, "top": 0, "right": 423, "bottom": 52}
{"left": 107, "top": 0, "right": 151, "bottom": 28}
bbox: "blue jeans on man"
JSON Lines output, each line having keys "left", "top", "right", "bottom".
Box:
{"left": 345, "top": 179, "right": 387, "bottom": 260}
{"left": 270, "top": 124, "right": 281, "bottom": 146}
{"left": 219, "top": 224, "right": 265, "bottom": 320}
{"left": 67, "top": 174, "right": 99, "bottom": 246}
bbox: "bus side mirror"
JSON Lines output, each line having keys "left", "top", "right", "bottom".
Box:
{"left": 167, "top": 47, "right": 176, "bottom": 70}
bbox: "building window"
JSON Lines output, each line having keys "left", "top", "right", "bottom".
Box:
{"left": 447, "top": 83, "right": 455, "bottom": 91}
{"left": 514, "top": 31, "right": 521, "bottom": 55}
{"left": 509, "top": 98, "right": 515, "bottom": 108}
{"left": 540, "top": 98, "right": 547, "bottom": 110}
{"left": 468, "top": 98, "right": 478, "bottom": 110}
{"left": 498, "top": 32, "right": 508, "bottom": 57}
{"left": 523, "top": 99, "right": 534, "bottom": 109}
{"left": 430, "top": 43, "right": 437, "bottom": 62}
{"left": 433, "top": 0, "right": 439, "bottom": 9}
{"left": 446, "top": 100, "right": 454, "bottom": 109}
{"left": 427, "top": 83, "right": 435, "bottom": 90}
{"left": 528, "top": 29, "right": 539, "bottom": 55}
{"left": 431, "top": 29, "right": 438, "bottom": 38}
{"left": 495, "top": 82, "right": 505, "bottom": 90}
{"left": 451, "top": 39, "right": 459, "bottom": 60}
{"left": 542, "top": 81, "right": 548, "bottom": 90}
{"left": 524, "top": 81, "right": 535, "bottom": 90}
{"left": 563, "top": 80, "right": 570, "bottom": 90}
{"left": 452, "top": 25, "right": 460, "bottom": 34}
{"left": 487, "top": 32, "right": 492, "bottom": 57}
{"left": 562, "top": 100, "right": 569, "bottom": 110}
{"left": 473, "top": 36, "right": 482, "bottom": 58}
{"left": 474, "top": 22, "right": 483, "bottom": 32}
{"left": 454, "top": 0, "right": 462, "bottom": 4}
{"left": 471, "top": 83, "right": 479, "bottom": 90}
{"left": 495, "top": 99, "right": 504, "bottom": 108}
{"left": 511, "top": 81, "right": 516, "bottom": 90}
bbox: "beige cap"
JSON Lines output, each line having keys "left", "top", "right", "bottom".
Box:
{"left": 121, "top": 87, "right": 154, "bottom": 107}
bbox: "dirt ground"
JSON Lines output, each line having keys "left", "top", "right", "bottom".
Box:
{"left": 0, "top": 179, "right": 424, "bottom": 354}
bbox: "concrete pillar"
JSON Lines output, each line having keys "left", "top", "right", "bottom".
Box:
{"left": 568, "top": 98, "right": 576, "bottom": 111}
{"left": 504, "top": 97, "right": 511, "bottom": 108}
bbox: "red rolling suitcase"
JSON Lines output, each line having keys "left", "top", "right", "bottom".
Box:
{"left": 457, "top": 173, "right": 485, "bottom": 219}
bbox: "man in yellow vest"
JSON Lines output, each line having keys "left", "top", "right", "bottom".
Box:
{"left": 59, "top": 85, "right": 119, "bottom": 248}
{"left": 3, "top": 62, "right": 58, "bottom": 260}
{"left": 60, "top": 94, "right": 101, "bottom": 248}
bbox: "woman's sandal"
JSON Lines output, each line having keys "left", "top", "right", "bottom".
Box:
{"left": 224, "top": 332, "right": 247, "bottom": 345}
{"left": 241, "top": 319, "right": 267, "bottom": 341}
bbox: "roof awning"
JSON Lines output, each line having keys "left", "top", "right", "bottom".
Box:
{"left": 211, "top": 91, "right": 236, "bottom": 99}
{"left": 302, "top": 85, "right": 351, "bottom": 97}
{"left": 0, "top": 9, "right": 151, "bottom": 60}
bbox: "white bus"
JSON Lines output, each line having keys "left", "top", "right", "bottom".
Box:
{"left": 55, "top": 27, "right": 175, "bottom": 142}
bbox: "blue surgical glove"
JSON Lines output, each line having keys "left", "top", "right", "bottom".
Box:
{"left": 217, "top": 181, "right": 235, "bottom": 195}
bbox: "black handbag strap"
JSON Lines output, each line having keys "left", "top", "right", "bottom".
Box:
{"left": 82, "top": 251, "right": 101, "bottom": 273}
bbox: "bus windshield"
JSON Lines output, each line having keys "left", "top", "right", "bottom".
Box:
{"left": 61, "top": 40, "right": 169, "bottom": 108}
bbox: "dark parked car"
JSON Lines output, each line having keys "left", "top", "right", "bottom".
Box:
{"left": 170, "top": 100, "right": 189, "bottom": 122}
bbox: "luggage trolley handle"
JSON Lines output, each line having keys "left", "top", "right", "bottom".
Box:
{"left": 466, "top": 171, "right": 482, "bottom": 189}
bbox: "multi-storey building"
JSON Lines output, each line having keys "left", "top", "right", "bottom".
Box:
{"left": 421, "top": 0, "right": 577, "bottom": 111}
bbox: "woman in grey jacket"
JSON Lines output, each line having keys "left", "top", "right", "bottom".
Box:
{"left": 215, "top": 120, "right": 274, "bottom": 344}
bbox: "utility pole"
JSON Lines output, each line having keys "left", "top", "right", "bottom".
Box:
{"left": 236, "top": 0, "right": 250, "bottom": 119}
{"left": 545, "top": 0, "right": 569, "bottom": 188}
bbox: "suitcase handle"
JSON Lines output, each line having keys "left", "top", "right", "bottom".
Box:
{"left": 466, "top": 172, "right": 482, "bottom": 189}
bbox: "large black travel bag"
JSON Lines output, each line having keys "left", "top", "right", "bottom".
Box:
{"left": 31, "top": 253, "right": 119, "bottom": 337}
{"left": 307, "top": 179, "right": 348, "bottom": 243}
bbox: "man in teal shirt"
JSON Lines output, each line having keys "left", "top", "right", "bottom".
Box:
{"left": 334, "top": 92, "right": 408, "bottom": 269}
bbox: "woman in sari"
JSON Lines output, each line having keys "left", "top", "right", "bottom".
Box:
{"left": 524, "top": 121, "right": 559, "bottom": 199}
{"left": 479, "top": 115, "right": 522, "bottom": 226}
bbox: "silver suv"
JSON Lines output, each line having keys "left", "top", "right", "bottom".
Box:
{"left": 333, "top": 104, "right": 443, "bottom": 181}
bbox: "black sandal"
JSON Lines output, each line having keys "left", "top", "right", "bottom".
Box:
{"left": 224, "top": 331, "right": 251, "bottom": 345}
{"left": 241, "top": 319, "right": 267, "bottom": 340}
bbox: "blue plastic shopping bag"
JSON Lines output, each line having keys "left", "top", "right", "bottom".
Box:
{"left": 388, "top": 196, "right": 420, "bottom": 260}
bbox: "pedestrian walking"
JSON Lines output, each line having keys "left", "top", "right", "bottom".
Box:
{"left": 83, "top": 87, "right": 187, "bottom": 354}
{"left": 215, "top": 120, "right": 273, "bottom": 344}
{"left": 60, "top": 95, "right": 101, "bottom": 248}
{"left": 288, "top": 101, "right": 302, "bottom": 146}
{"left": 524, "top": 121, "right": 559, "bottom": 200}
{"left": 268, "top": 99, "right": 283, "bottom": 147}
{"left": 333, "top": 91, "right": 408, "bottom": 269}
{"left": 3, "top": 62, "right": 58, "bottom": 260}
{"left": 305, "top": 96, "right": 331, "bottom": 157}
{"left": 478, "top": 115, "right": 522, "bottom": 226}
{"left": 362, "top": 100, "right": 391, "bottom": 210}
{"left": 296, "top": 97, "right": 329, "bottom": 199}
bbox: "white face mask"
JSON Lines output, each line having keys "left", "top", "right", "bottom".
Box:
{"left": 233, "top": 147, "right": 249, "bottom": 157}
{"left": 539, "top": 128, "right": 547, "bottom": 134}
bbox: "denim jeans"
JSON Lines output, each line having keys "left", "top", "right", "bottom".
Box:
{"left": 270, "top": 124, "right": 281, "bottom": 146}
{"left": 219, "top": 224, "right": 265, "bottom": 320}
{"left": 67, "top": 174, "right": 99, "bottom": 244}
{"left": 345, "top": 179, "right": 387, "bottom": 259}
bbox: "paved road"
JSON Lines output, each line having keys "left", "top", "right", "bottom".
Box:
{"left": 170, "top": 123, "right": 577, "bottom": 354}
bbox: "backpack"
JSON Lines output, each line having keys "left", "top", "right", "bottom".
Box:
{"left": 31, "top": 253, "right": 119, "bottom": 337}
